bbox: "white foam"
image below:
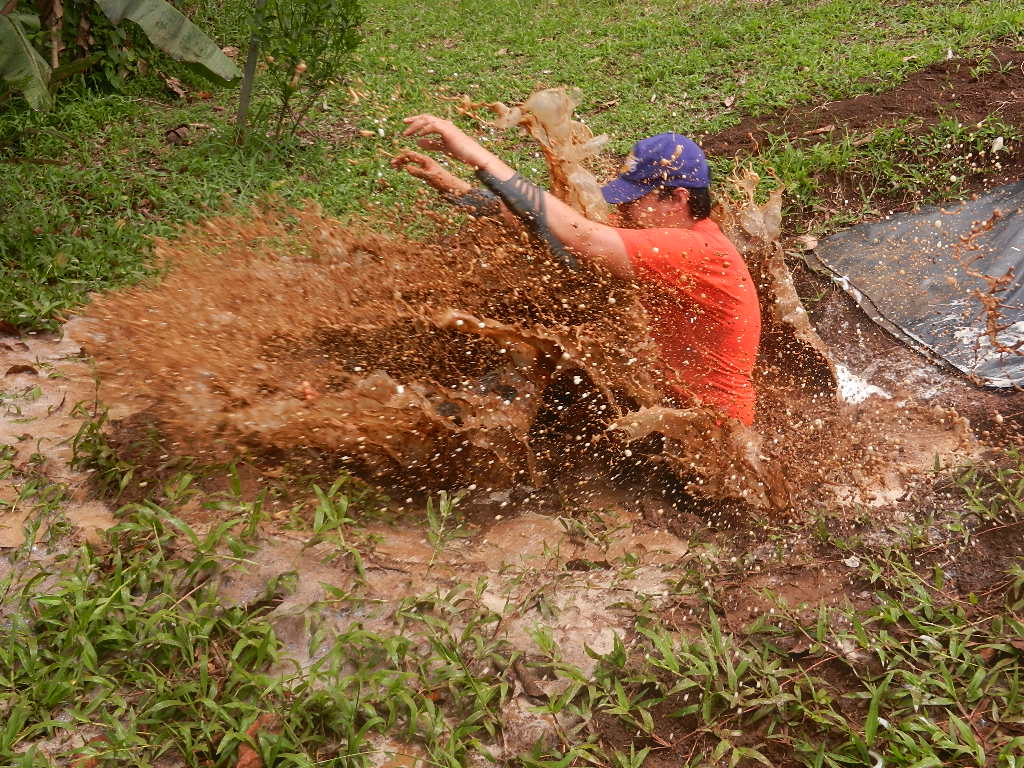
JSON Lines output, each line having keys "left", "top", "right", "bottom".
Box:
{"left": 836, "top": 364, "right": 892, "bottom": 404}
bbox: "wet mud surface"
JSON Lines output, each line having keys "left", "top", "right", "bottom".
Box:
{"left": 0, "top": 334, "right": 120, "bottom": 548}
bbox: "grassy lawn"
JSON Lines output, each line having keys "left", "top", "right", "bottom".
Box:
{"left": 3, "top": 429, "right": 1024, "bottom": 767}
{"left": 2, "top": 0, "right": 1024, "bottom": 330}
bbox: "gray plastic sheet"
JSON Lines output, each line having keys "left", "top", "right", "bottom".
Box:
{"left": 809, "top": 181, "right": 1024, "bottom": 387}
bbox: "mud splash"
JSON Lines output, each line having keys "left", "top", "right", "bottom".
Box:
{"left": 458, "top": 87, "right": 612, "bottom": 222}
{"left": 75, "top": 206, "right": 660, "bottom": 491}
{"left": 73, "top": 89, "right": 979, "bottom": 513}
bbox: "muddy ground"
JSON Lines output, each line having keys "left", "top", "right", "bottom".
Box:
{"left": 703, "top": 44, "right": 1024, "bottom": 203}
{"left": 3, "top": 47, "right": 1024, "bottom": 767}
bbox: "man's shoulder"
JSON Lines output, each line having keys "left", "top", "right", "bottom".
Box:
{"left": 619, "top": 221, "right": 730, "bottom": 254}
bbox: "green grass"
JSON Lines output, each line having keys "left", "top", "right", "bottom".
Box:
{"left": 349, "top": 0, "right": 1024, "bottom": 142}
{"left": 3, "top": 0, "right": 1024, "bottom": 329}
{"left": 740, "top": 114, "right": 1024, "bottom": 231}
{"left": 1, "top": 451, "right": 511, "bottom": 768}
{"left": 3, "top": 426, "right": 1024, "bottom": 767}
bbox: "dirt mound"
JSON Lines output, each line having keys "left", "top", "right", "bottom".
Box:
{"left": 704, "top": 45, "right": 1024, "bottom": 161}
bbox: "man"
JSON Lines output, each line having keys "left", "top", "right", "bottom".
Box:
{"left": 393, "top": 116, "right": 761, "bottom": 426}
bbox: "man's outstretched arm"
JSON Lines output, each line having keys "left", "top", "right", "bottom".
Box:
{"left": 401, "top": 114, "right": 634, "bottom": 279}
{"left": 392, "top": 149, "right": 503, "bottom": 217}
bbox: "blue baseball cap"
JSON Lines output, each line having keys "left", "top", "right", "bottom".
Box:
{"left": 601, "top": 133, "right": 710, "bottom": 204}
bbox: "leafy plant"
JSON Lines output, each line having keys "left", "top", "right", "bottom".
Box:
{"left": 69, "top": 401, "right": 137, "bottom": 496}
{"left": 0, "top": 0, "right": 239, "bottom": 109}
{"left": 425, "top": 490, "right": 470, "bottom": 563}
{"left": 96, "top": 0, "right": 238, "bottom": 81}
{"left": 0, "top": 9, "right": 52, "bottom": 110}
{"left": 236, "top": 0, "right": 362, "bottom": 140}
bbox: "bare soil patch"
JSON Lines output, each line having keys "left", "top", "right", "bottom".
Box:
{"left": 701, "top": 45, "right": 1024, "bottom": 227}
{"left": 704, "top": 45, "right": 1024, "bottom": 161}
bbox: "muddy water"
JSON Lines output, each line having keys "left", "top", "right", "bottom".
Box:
{"left": 0, "top": 334, "right": 126, "bottom": 547}
{"left": 71, "top": 199, "right": 976, "bottom": 514}
{"left": 70, "top": 90, "right": 982, "bottom": 515}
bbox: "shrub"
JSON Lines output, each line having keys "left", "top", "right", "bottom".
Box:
{"left": 236, "top": 0, "right": 362, "bottom": 140}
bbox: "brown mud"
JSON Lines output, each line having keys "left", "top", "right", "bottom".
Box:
{"left": 62, "top": 86, "right": 996, "bottom": 522}
{"left": 703, "top": 45, "right": 1024, "bottom": 194}
{"left": 70, "top": 188, "right": 978, "bottom": 517}
{"left": 0, "top": 334, "right": 122, "bottom": 547}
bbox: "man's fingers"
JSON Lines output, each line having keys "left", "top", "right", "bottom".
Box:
{"left": 391, "top": 149, "right": 428, "bottom": 168}
{"left": 402, "top": 113, "right": 455, "bottom": 139}
{"left": 402, "top": 114, "right": 462, "bottom": 159}
{"left": 417, "top": 137, "right": 446, "bottom": 152}
{"left": 400, "top": 149, "right": 431, "bottom": 164}
{"left": 401, "top": 114, "right": 440, "bottom": 137}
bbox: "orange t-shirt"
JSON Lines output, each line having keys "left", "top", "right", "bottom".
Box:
{"left": 617, "top": 220, "right": 761, "bottom": 425}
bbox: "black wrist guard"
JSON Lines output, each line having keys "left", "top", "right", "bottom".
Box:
{"left": 447, "top": 187, "right": 502, "bottom": 217}
{"left": 474, "top": 169, "right": 578, "bottom": 270}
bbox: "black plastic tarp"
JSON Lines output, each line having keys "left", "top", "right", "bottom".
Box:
{"left": 808, "top": 181, "right": 1024, "bottom": 387}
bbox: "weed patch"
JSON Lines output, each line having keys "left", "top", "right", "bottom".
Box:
{"left": 4, "top": 1, "right": 1024, "bottom": 328}
{"left": 5, "top": 429, "right": 1024, "bottom": 767}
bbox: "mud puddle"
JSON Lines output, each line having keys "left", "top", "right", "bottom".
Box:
{"left": 69, "top": 175, "right": 981, "bottom": 518}
{"left": 216, "top": 506, "right": 690, "bottom": 674}
{"left": 0, "top": 332, "right": 133, "bottom": 547}
{"left": 4, "top": 89, "right": 992, "bottom": 549}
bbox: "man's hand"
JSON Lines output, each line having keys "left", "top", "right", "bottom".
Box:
{"left": 402, "top": 114, "right": 495, "bottom": 169}
{"left": 401, "top": 111, "right": 631, "bottom": 278}
{"left": 391, "top": 150, "right": 472, "bottom": 196}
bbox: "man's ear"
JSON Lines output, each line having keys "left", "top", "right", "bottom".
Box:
{"left": 671, "top": 187, "right": 690, "bottom": 206}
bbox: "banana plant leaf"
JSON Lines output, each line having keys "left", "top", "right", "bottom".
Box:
{"left": 0, "top": 12, "right": 53, "bottom": 110}
{"left": 95, "top": 0, "right": 240, "bottom": 82}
